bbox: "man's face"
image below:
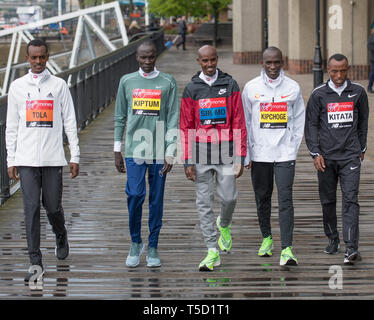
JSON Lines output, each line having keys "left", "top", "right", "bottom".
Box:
{"left": 327, "top": 58, "right": 349, "bottom": 87}
{"left": 26, "top": 45, "right": 49, "bottom": 74}
{"left": 263, "top": 50, "right": 283, "bottom": 79}
{"left": 136, "top": 46, "right": 157, "bottom": 73}
{"left": 197, "top": 47, "right": 218, "bottom": 76}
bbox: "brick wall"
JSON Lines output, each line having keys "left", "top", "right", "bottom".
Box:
{"left": 233, "top": 51, "right": 262, "bottom": 64}
{"left": 348, "top": 65, "right": 369, "bottom": 80}
{"left": 288, "top": 59, "right": 313, "bottom": 74}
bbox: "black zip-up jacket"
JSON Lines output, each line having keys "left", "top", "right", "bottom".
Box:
{"left": 305, "top": 80, "right": 369, "bottom": 160}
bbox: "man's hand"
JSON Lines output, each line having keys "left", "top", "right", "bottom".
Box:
{"left": 184, "top": 165, "right": 196, "bottom": 182}
{"left": 69, "top": 162, "right": 79, "bottom": 178}
{"left": 313, "top": 155, "right": 326, "bottom": 172}
{"left": 245, "top": 161, "right": 252, "bottom": 170}
{"left": 7, "top": 166, "right": 18, "bottom": 180}
{"left": 361, "top": 152, "right": 365, "bottom": 162}
{"left": 161, "top": 156, "right": 174, "bottom": 175}
{"left": 234, "top": 163, "right": 244, "bottom": 178}
{"left": 115, "top": 152, "right": 126, "bottom": 173}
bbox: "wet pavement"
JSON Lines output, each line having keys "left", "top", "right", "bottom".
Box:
{"left": 1, "top": 45, "right": 374, "bottom": 300}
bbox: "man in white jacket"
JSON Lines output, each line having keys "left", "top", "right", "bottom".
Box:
{"left": 242, "top": 47, "right": 305, "bottom": 266}
{"left": 6, "top": 39, "right": 80, "bottom": 282}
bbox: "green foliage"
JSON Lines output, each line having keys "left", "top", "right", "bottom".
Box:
{"left": 148, "top": 0, "right": 231, "bottom": 18}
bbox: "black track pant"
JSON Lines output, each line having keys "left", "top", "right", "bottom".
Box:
{"left": 317, "top": 157, "right": 361, "bottom": 251}
{"left": 18, "top": 166, "right": 67, "bottom": 266}
{"left": 251, "top": 161, "right": 296, "bottom": 249}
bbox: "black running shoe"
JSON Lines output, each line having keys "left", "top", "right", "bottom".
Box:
{"left": 324, "top": 238, "right": 340, "bottom": 254}
{"left": 344, "top": 248, "right": 362, "bottom": 265}
{"left": 55, "top": 232, "right": 69, "bottom": 260}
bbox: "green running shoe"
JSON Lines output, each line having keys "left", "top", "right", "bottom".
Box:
{"left": 258, "top": 235, "right": 273, "bottom": 257}
{"left": 199, "top": 249, "right": 220, "bottom": 271}
{"left": 280, "top": 246, "right": 298, "bottom": 266}
{"left": 216, "top": 216, "right": 232, "bottom": 252}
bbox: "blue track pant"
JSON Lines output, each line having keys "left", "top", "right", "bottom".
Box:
{"left": 125, "top": 158, "right": 166, "bottom": 249}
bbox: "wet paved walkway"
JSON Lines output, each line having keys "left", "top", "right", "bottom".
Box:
{"left": 1, "top": 45, "right": 374, "bottom": 300}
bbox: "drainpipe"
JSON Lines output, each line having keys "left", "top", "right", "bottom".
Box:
{"left": 350, "top": 1, "right": 355, "bottom": 67}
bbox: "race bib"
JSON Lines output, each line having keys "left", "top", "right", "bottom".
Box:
{"left": 327, "top": 102, "right": 353, "bottom": 129}
{"left": 132, "top": 89, "right": 161, "bottom": 116}
{"left": 199, "top": 97, "right": 227, "bottom": 125}
{"left": 26, "top": 99, "right": 54, "bottom": 128}
{"left": 260, "top": 102, "right": 287, "bottom": 129}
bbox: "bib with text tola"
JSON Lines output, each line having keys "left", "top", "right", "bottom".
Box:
{"left": 132, "top": 89, "right": 161, "bottom": 116}
{"left": 26, "top": 99, "right": 54, "bottom": 128}
{"left": 260, "top": 102, "right": 287, "bottom": 129}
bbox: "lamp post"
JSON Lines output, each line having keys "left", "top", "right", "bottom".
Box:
{"left": 313, "top": 0, "right": 323, "bottom": 88}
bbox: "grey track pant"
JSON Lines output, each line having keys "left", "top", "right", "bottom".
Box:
{"left": 18, "top": 166, "right": 67, "bottom": 266}
{"left": 251, "top": 161, "right": 296, "bottom": 249}
{"left": 195, "top": 164, "right": 238, "bottom": 249}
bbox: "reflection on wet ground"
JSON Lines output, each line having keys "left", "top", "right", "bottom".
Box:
{"left": 1, "top": 48, "right": 374, "bottom": 299}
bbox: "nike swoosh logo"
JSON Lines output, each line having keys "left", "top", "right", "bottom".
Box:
{"left": 348, "top": 94, "right": 357, "bottom": 98}
{"left": 281, "top": 95, "right": 290, "bottom": 99}
{"left": 350, "top": 166, "right": 359, "bottom": 170}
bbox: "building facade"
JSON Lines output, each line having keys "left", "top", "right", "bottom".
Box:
{"left": 233, "top": 0, "right": 374, "bottom": 80}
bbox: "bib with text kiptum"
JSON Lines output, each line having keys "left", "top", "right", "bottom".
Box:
{"left": 132, "top": 88, "right": 161, "bottom": 116}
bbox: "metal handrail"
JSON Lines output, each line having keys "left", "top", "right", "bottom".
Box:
{"left": 0, "top": 29, "right": 165, "bottom": 205}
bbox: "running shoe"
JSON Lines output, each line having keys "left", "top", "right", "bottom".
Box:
{"left": 199, "top": 249, "right": 220, "bottom": 271}
{"left": 258, "top": 235, "right": 273, "bottom": 257}
{"left": 126, "top": 242, "right": 145, "bottom": 268}
{"left": 146, "top": 247, "right": 161, "bottom": 268}
{"left": 344, "top": 248, "right": 362, "bottom": 265}
{"left": 216, "top": 216, "right": 232, "bottom": 252}
{"left": 280, "top": 246, "right": 298, "bottom": 266}
{"left": 55, "top": 231, "right": 69, "bottom": 260}
{"left": 324, "top": 238, "right": 340, "bottom": 254}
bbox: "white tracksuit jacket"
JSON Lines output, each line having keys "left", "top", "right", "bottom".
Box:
{"left": 242, "top": 69, "right": 305, "bottom": 165}
{"left": 6, "top": 70, "right": 80, "bottom": 167}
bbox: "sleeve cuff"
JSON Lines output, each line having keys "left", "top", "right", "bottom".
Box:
{"left": 114, "top": 141, "right": 122, "bottom": 152}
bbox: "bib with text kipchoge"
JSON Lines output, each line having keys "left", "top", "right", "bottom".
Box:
{"left": 132, "top": 88, "right": 161, "bottom": 116}
{"left": 260, "top": 102, "right": 287, "bottom": 129}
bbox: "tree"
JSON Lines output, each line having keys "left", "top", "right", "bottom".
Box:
{"left": 149, "top": 0, "right": 231, "bottom": 46}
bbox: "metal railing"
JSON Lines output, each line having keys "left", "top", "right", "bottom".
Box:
{"left": 0, "top": 29, "right": 165, "bottom": 205}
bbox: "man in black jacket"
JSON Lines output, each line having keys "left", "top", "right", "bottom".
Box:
{"left": 305, "top": 53, "right": 369, "bottom": 265}
{"left": 367, "top": 22, "right": 374, "bottom": 93}
{"left": 176, "top": 16, "right": 187, "bottom": 51}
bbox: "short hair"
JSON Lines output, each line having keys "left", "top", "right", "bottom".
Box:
{"left": 27, "top": 38, "right": 48, "bottom": 55}
{"left": 328, "top": 53, "right": 348, "bottom": 65}
{"left": 263, "top": 46, "right": 283, "bottom": 60}
{"left": 137, "top": 40, "right": 156, "bottom": 53}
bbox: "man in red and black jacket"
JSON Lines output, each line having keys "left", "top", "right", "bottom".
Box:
{"left": 180, "top": 45, "right": 247, "bottom": 271}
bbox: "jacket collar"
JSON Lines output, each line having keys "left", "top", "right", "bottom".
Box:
{"left": 192, "top": 68, "right": 230, "bottom": 86}
{"left": 27, "top": 68, "right": 51, "bottom": 85}
{"left": 325, "top": 79, "right": 353, "bottom": 94}
{"left": 261, "top": 68, "right": 284, "bottom": 88}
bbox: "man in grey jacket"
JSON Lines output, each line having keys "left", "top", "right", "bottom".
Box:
{"left": 176, "top": 16, "right": 187, "bottom": 51}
